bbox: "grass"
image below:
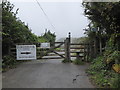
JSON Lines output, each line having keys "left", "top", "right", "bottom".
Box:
{"left": 62, "top": 59, "right": 85, "bottom": 65}
{"left": 73, "top": 59, "right": 84, "bottom": 65}
{"left": 55, "top": 48, "right": 62, "bottom": 51}
{"left": 62, "top": 59, "right": 72, "bottom": 63}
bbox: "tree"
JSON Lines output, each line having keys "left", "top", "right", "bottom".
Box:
{"left": 38, "top": 29, "right": 56, "bottom": 46}
{"left": 82, "top": 2, "right": 120, "bottom": 51}
{"left": 2, "top": 1, "right": 38, "bottom": 56}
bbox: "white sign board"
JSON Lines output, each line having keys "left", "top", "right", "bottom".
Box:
{"left": 40, "top": 43, "right": 50, "bottom": 48}
{"left": 16, "top": 45, "right": 36, "bottom": 60}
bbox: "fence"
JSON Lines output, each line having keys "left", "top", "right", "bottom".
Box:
{"left": 10, "top": 32, "right": 95, "bottom": 61}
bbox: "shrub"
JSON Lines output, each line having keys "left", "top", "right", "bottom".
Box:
{"left": 2, "top": 55, "right": 17, "bottom": 71}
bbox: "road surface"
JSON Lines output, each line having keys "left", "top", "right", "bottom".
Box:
{"left": 3, "top": 59, "right": 94, "bottom": 88}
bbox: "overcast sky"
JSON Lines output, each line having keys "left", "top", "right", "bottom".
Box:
{"left": 9, "top": 0, "right": 89, "bottom": 40}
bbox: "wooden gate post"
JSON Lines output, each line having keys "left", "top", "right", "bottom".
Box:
{"left": 94, "top": 38, "right": 98, "bottom": 57}
{"left": 68, "top": 32, "right": 71, "bottom": 61}
{"left": 64, "top": 38, "right": 70, "bottom": 61}
{"left": 64, "top": 37, "right": 71, "bottom": 61}
{"left": 84, "top": 46, "right": 86, "bottom": 61}
{"left": 89, "top": 43, "right": 94, "bottom": 59}
{"left": 68, "top": 32, "right": 71, "bottom": 43}
{"left": 86, "top": 44, "right": 89, "bottom": 62}
{"left": 64, "top": 39, "right": 67, "bottom": 60}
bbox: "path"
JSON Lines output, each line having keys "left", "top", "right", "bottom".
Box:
{"left": 3, "top": 59, "right": 94, "bottom": 88}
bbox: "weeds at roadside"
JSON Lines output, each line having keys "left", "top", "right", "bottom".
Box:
{"left": 73, "top": 59, "right": 84, "bottom": 65}
{"left": 62, "top": 59, "right": 72, "bottom": 63}
{"left": 86, "top": 56, "right": 120, "bottom": 88}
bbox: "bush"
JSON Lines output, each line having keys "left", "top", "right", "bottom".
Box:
{"left": 2, "top": 55, "right": 17, "bottom": 71}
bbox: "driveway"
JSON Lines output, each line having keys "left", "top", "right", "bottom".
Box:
{"left": 3, "top": 59, "right": 94, "bottom": 88}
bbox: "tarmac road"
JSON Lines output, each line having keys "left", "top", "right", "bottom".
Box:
{"left": 2, "top": 59, "right": 94, "bottom": 88}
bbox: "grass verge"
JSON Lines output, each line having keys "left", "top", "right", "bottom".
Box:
{"left": 86, "top": 56, "right": 120, "bottom": 88}
{"left": 62, "top": 59, "right": 72, "bottom": 63}
{"left": 73, "top": 59, "right": 84, "bottom": 65}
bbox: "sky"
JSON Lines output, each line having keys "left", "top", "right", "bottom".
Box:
{"left": 9, "top": 0, "right": 89, "bottom": 40}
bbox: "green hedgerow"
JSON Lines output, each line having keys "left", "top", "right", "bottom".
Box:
{"left": 2, "top": 55, "right": 17, "bottom": 71}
